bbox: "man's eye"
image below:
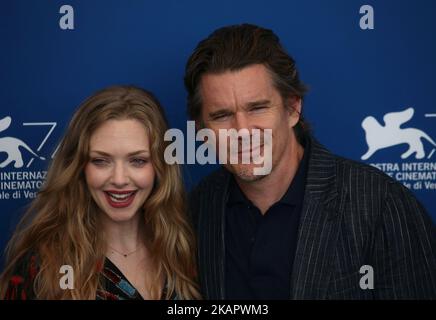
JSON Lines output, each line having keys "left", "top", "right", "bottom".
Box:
{"left": 250, "top": 106, "right": 267, "bottom": 112}
{"left": 212, "top": 114, "right": 230, "bottom": 121}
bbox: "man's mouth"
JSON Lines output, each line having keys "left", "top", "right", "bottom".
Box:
{"left": 238, "top": 143, "right": 264, "bottom": 154}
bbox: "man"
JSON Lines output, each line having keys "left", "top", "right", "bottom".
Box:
{"left": 185, "top": 24, "right": 436, "bottom": 299}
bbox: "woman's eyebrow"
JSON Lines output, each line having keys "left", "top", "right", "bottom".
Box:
{"left": 89, "top": 150, "right": 150, "bottom": 156}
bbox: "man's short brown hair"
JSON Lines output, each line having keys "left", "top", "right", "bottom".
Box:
{"left": 184, "top": 23, "right": 309, "bottom": 141}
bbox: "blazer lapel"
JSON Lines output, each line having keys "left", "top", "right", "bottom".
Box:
{"left": 291, "top": 140, "right": 347, "bottom": 299}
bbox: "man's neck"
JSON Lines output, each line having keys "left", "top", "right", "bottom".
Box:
{"left": 236, "top": 140, "right": 305, "bottom": 215}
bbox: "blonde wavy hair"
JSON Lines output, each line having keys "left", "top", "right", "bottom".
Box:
{"left": 0, "top": 86, "right": 200, "bottom": 299}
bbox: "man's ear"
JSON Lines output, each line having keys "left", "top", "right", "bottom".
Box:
{"left": 286, "top": 96, "right": 302, "bottom": 128}
{"left": 195, "top": 118, "right": 210, "bottom": 143}
{"left": 195, "top": 118, "right": 204, "bottom": 131}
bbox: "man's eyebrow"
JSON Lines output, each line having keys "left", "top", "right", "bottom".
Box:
{"left": 89, "top": 150, "right": 150, "bottom": 156}
{"left": 246, "top": 99, "right": 271, "bottom": 107}
{"left": 208, "top": 100, "right": 272, "bottom": 118}
{"left": 208, "top": 108, "right": 233, "bottom": 118}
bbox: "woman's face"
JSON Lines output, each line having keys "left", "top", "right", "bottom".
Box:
{"left": 85, "top": 119, "right": 156, "bottom": 224}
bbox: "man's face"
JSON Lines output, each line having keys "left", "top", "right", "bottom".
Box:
{"left": 199, "top": 64, "right": 301, "bottom": 182}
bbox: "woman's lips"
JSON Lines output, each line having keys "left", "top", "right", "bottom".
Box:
{"left": 104, "top": 190, "right": 137, "bottom": 208}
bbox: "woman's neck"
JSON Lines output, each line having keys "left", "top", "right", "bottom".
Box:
{"left": 101, "top": 212, "right": 146, "bottom": 253}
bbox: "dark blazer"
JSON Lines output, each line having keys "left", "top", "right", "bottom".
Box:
{"left": 189, "top": 138, "right": 436, "bottom": 299}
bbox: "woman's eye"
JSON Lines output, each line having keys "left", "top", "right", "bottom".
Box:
{"left": 90, "top": 158, "right": 109, "bottom": 166}
{"left": 131, "top": 158, "right": 148, "bottom": 167}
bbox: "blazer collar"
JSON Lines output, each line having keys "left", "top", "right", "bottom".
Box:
{"left": 291, "top": 136, "right": 347, "bottom": 299}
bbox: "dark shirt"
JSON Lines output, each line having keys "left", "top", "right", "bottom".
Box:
{"left": 225, "top": 145, "right": 310, "bottom": 299}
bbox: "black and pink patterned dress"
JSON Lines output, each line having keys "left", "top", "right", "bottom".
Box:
{"left": 3, "top": 254, "right": 171, "bottom": 300}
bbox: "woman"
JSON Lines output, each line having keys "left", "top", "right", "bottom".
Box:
{"left": 0, "top": 86, "right": 200, "bottom": 299}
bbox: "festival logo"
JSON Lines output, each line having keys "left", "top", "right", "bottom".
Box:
{"left": 360, "top": 108, "right": 436, "bottom": 191}
{"left": 0, "top": 116, "right": 58, "bottom": 200}
{"left": 361, "top": 108, "right": 436, "bottom": 160}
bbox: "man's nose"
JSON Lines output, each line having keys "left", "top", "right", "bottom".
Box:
{"left": 111, "top": 163, "right": 129, "bottom": 187}
{"left": 234, "top": 111, "right": 250, "bottom": 131}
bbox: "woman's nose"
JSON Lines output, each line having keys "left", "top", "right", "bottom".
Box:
{"left": 110, "top": 163, "right": 129, "bottom": 187}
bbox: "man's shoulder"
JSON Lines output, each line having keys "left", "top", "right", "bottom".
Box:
{"left": 334, "top": 154, "right": 394, "bottom": 182}
{"left": 325, "top": 148, "right": 419, "bottom": 203}
{"left": 310, "top": 139, "right": 396, "bottom": 184}
{"left": 190, "top": 167, "right": 230, "bottom": 195}
{"left": 188, "top": 167, "right": 231, "bottom": 214}
{"left": 187, "top": 167, "right": 231, "bottom": 224}
{"left": 311, "top": 140, "right": 412, "bottom": 198}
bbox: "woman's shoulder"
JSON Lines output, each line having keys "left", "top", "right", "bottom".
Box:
{"left": 3, "top": 251, "right": 40, "bottom": 300}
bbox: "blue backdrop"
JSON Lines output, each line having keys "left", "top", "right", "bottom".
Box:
{"left": 1, "top": 0, "right": 435, "bottom": 264}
